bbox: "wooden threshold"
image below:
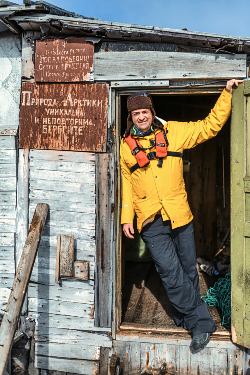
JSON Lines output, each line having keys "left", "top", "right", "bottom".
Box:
{"left": 120, "top": 322, "right": 231, "bottom": 341}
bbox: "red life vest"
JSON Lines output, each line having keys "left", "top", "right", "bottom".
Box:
{"left": 125, "top": 130, "right": 167, "bottom": 166}
{"left": 125, "top": 129, "right": 183, "bottom": 173}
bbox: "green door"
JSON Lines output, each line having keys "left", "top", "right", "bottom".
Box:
{"left": 231, "top": 79, "right": 250, "bottom": 348}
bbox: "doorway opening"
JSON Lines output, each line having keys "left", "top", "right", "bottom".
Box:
{"left": 118, "top": 90, "right": 231, "bottom": 336}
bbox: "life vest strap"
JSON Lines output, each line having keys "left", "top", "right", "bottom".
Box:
{"left": 155, "top": 131, "right": 167, "bottom": 158}
{"left": 125, "top": 134, "right": 149, "bottom": 168}
{"left": 130, "top": 151, "right": 183, "bottom": 174}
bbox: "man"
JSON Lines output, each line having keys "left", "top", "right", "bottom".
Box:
{"left": 120, "top": 79, "right": 242, "bottom": 354}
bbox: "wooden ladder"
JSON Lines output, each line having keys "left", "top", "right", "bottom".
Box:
{"left": 0, "top": 203, "right": 49, "bottom": 375}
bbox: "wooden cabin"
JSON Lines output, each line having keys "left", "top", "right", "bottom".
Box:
{"left": 0, "top": 1, "right": 250, "bottom": 373}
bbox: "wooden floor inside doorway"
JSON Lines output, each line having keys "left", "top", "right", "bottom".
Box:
{"left": 121, "top": 262, "right": 229, "bottom": 336}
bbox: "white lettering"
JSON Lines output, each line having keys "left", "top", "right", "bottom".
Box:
{"left": 22, "top": 91, "right": 32, "bottom": 106}
{"left": 64, "top": 93, "right": 74, "bottom": 106}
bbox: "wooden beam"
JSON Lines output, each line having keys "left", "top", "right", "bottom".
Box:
{"left": 94, "top": 51, "right": 246, "bottom": 81}
{"left": 119, "top": 323, "right": 231, "bottom": 339}
{"left": 95, "top": 154, "right": 115, "bottom": 328}
{"left": 0, "top": 203, "right": 49, "bottom": 375}
{"left": 110, "top": 80, "right": 169, "bottom": 88}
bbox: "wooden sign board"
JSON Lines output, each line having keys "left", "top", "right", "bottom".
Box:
{"left": 19, "top": 82, "right": 109, "bottom": 152}
{"left": 35, "top": 38, "right": 94, "bottom": 82}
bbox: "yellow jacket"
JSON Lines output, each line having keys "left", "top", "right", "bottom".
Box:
{"left": 120, "top": 89, "right": 232, "bottom": 232}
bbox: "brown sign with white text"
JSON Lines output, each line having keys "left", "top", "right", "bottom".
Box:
{"left": 35, "top": 38, "right": 94, "bottom": 82}
{"left": 19, "top": 82, "right": 109, "bottom": 152}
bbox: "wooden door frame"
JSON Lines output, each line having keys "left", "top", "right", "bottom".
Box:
{"left": 113, "top": 82, "right": 230, "bottom": 337}
{"left": 231, "top": 80, "right": 250, "bottom": 348}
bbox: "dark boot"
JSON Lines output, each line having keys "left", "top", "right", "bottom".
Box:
{"left": 190, "top": 333, "right": 210, "bottom": 354}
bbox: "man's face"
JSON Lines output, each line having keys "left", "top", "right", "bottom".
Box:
{"left": 131, "top": 108, "right": 153, "bottom": 132}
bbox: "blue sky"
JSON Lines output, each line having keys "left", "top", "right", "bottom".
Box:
{"left": 14, "top": 0, "right": 250, "bottom": 38}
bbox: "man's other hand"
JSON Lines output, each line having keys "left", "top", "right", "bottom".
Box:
{"left": 226, "top": 79, "right": 244, "bottom": 94}
{"left": 123, "top": 223, "right": 134, "bottom": 239}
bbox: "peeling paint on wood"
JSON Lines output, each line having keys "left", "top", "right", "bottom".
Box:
{"left": 30, "top": 168, "right": 95, "bottom": 182}
{"left": 35, "top": 342, "right": 101, "bottom": 361}
{"left": 19, "top": 82, "right": 109, "bottom": 151}
{"left": 33, "top": 328, "right": 112, "bottom": 346}
{"left": 30, "top": 179, "right": 95, "bottom": 194}
{"left": 0, "top": 233, "right": 14, "bottom": 246}
{"left": 0, "top": 192, "right": 16, "bottom": 206}
{"left": 28, "top": 297, "right": 94, "bottom": 319}
{"left": 0, "top": 135, "right": 16, "bottom": 311}
{"left": 28, "top": 283, "right": 94, "bottom": 304}
{"left": 28, "top": 312, "right": 111, "bottom": 332}
{"left": 0, "top": 136, "right": 16, "bottom": 150}
{"left": 34, "top": 220, "right": 95, "bottom": 239}
{"left": 24, "top": 149, "right": 113, "bottom": 369}
{"left": 29, "top": 149, "right": 96, "bottom": 163}
{"left": 0, "top": 207, "right": 16, "bottom": 219}
{"left": 35, "top": 38, "right": 94, "bottom": 82}
{"left": 38, "top": 235, "right": 96, "bottom": 252}
{"left": 94, "top": 51, "right": 246, "bottom": 81}
{"left": 0, "top": 274, "right": 14, "bottom": 291}
{"left": 0, "top": 177, "right": 16, "bottom": 191}
{"left": 35, "top": 355, "right": 100, "bottom": 374}
{"left": 110, "top": 338, "right": 250, "bottom": 374}
{"left": 0, "top": 33, "right": 21, "bottom": 131}
{"left": 30, "top": 198, "right": 95, "bottom": 214}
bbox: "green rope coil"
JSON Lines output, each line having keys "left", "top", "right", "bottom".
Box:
{"left": 203, "top": 273, "right": 231, "bottom": 328}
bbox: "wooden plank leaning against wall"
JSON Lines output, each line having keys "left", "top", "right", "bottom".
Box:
{"left": 0, "top": 203, "right": 49, "bottom": 375}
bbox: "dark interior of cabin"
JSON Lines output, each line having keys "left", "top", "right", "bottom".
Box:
{"left": 119, "top": 92, "right": 231, "bottom": 334}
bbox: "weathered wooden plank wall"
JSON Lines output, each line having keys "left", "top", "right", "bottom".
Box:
{"left": 0, "top": 32, "right": 21, "bottom": 132}
{"left": 35, "top": 356, "right": 100, "bottom": 374}
{"left": 26, "top": 149, "right": 112, "bottom": 371}
{"left": 111, "top": 335, "right": 250, "bottom": 374}
{"left": 0, "top": 32, "right": 21, "bottom": 314}
{"left": 95, "top": 154, "right": 115, "bottom": 328}
{"left": 0, "top": 136, "right": 17, "bottom": 312}
{"left": 94, "top": 51, "right": 246, "bottom": 81}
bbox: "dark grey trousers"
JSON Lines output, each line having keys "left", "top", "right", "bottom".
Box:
{"left": 140, "top": 215, "right": 216, "bottom": 335}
